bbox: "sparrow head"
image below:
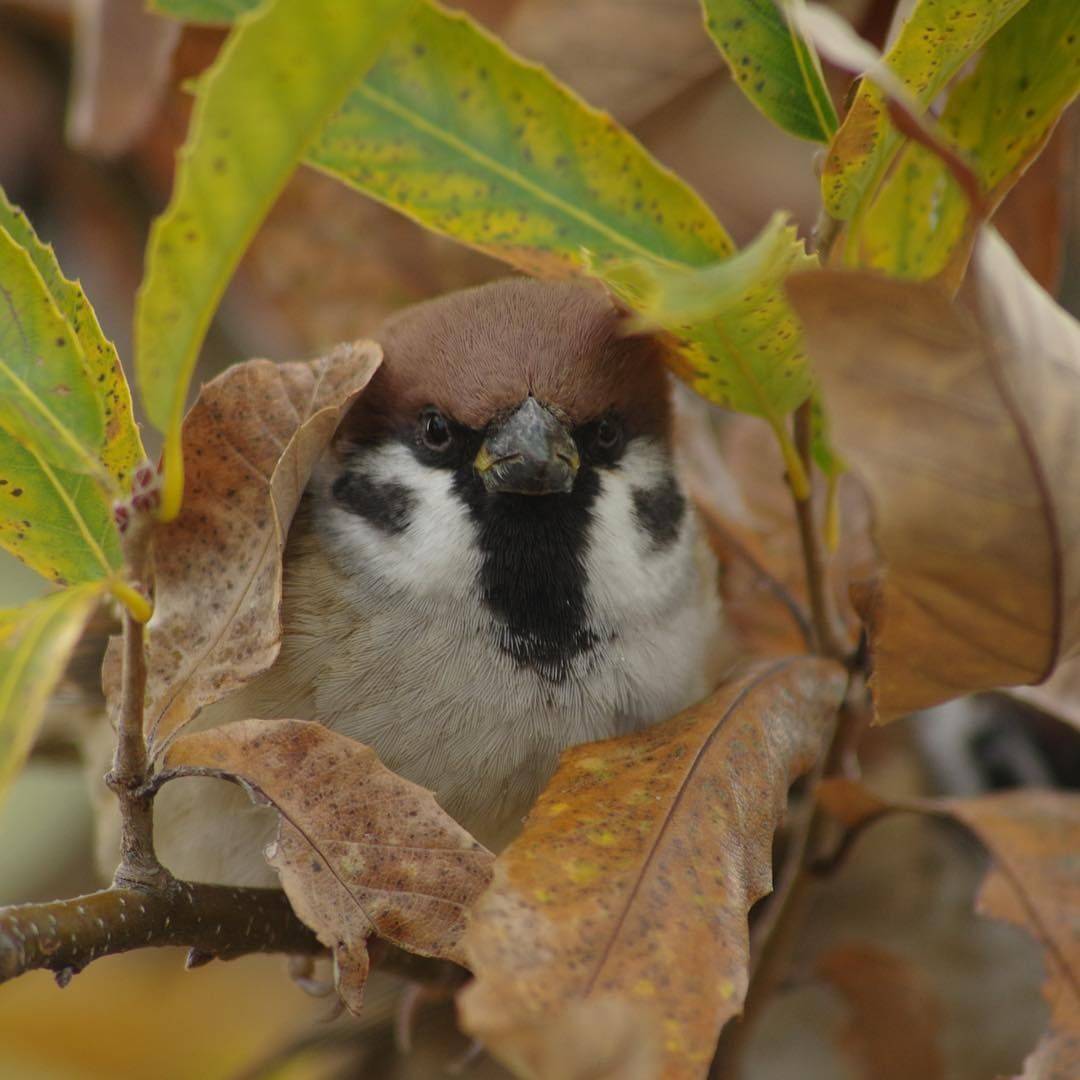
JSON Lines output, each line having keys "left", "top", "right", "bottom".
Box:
{"left": 314, "top": 277, "right": 700, "bottom": 681}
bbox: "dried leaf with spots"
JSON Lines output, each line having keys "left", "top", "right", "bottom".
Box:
{"left": 788, "top": 229, "right": 1080, "bottom": 722}
{"left": 817, "top": 942, "right": 945, "bottom": 1080}
{"left": 163, "top": 719, "right": 493, "bottom": 1012}
{"left": 459, "top": 658, "right": 847, "bottom": 1079}
{"left": 818, "top": 780, "right": 1080, "bottom": 1080}
{"left": 103, "top": 341, "right": 380, "bottom": 756}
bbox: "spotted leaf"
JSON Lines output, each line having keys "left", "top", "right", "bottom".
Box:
{"left": 822, "top": 0, "right": 1031, "bottom": 220}
{"left": 135, "top": 0, "right": 414, "bottom": 521}
{"left": 701, "top": 0, "right": 838, "bottom": 142}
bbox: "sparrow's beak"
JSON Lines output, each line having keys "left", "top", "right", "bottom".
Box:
{"left": 474, "top": 396, "right": 580, "bottom": 495}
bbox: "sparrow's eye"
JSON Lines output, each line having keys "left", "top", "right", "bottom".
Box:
{"left": 419, "top": 407, "right": 453, "bottom": 452}
{"left": 593, "top": 415, "right": 623, "bottom": 453}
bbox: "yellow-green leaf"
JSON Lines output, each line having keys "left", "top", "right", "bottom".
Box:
{"left": 856, "top": 0, "right": 1080, "bottom": 285}
{"left": 308, "top": 2, "right": 735, "bottom": 275}
{"left": 0, "top": 189, "right": 144, "bottom": 491}
{"left": 0, "top": 429, "right": 121, "bottom": 586}
{"left": 701, "top": 0, "right": 838, "bottom": 142}
{"left": 135, "top": 0, "right": 415, "bottom": 521}
{"left": 822, "top": 0, "right": 1031, "bottom": 221}
{"left": 150, "top": 0, "right": 257, "bottom": 23}
{"left": 602, "top": 213, "right": 816, "bottom": 423}
{"left": 0, "top": 582, "right": 106, "bottom": 802}
{"left": 0, "top": 227, "right": 107, "bottom": 483}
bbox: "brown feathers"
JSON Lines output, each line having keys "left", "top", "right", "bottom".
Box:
{"left": 337, "top": 278, "right": 672, "bottom": 445}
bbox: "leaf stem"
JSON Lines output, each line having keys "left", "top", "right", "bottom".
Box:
{"left": 790, "top": 402, "right": 845, "bottom": 660}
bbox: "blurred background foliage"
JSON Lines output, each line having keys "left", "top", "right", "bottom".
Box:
{"left": 0, "top": 1, "right": 1075, "bottom": 1077}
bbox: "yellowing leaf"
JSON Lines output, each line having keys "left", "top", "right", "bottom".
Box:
{"left": 0, "top": 583, "right": 106, "bottom": 802}
{"left": 788, "top": 229, "right": 1080, "bottom": 721}
{"left": 150, "top": 0, "right": 257, "bottom": 22}
{"left": 603, "top": 212, "right": 816, "bottom": 421}
{"left": 0, "top": 429, "right": 121, "bottom": 586}
{"left": 822, "top": 0, "right": 1031, "bottom": 220}
{"left": 163, "top": 719, "right": 494, "bottom": 1012}
{"left": 0, "top": 227, "right": 106, "bottom": 483}
{"left": 0, "top": 189, "right": 144, "bottom": 491}
{"left": 135, "top": 0, "right": 414, "bottom": 520}
{"left": 459, "top": 658, "right": 847, "bottom": 1079}
{"left": 701, "top": 0, "right": 838, "bottom": 142}
{"left": 857, "top": 0, "right": 1080, "bottom": 286}
{"left": 308, "top": 2, "right": 734, "bottom": 275}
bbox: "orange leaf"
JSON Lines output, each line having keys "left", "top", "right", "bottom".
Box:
{"left": 459, "top": 657, "right": 847, "bottom": 1078}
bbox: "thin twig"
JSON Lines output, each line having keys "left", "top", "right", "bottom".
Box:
{"left": 106, "top": 519, "right": 166, "bottom": 890}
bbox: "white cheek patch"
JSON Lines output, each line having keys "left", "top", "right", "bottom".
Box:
{"left": 584, "top": 439, "right": 697, "bottom": 626}
{"left": 314, "top": 443, "right": 481, "bottom": 600}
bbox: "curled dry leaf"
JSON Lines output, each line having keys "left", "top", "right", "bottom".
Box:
{"left": 817, "top": 779, "right": 1080, "bottom": 1080}
{"left": 788, "top": 229, "right": 1080, "bottom": 721}
{"left": 817, "top": 942, "right": 945, "bottom": 1080}
{"left": 103, "top": 341, "right": 381, "bottom": 755}
{"left": 163, "top": 719, "right": 493, "bottom": 1012}
{"left": 459, "top": 658, "right": 847, "bottom": 1079}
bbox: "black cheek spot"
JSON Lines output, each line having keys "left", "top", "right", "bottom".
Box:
{"left": 331, "top": 472, "right": 415, "bottom": 535}
{"left": 632, "top": 481, "right": 686, "bottom": 549}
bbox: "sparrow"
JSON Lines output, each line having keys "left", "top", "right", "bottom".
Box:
{"left": 145, "top": 278, "right": 729, "bottom": 886}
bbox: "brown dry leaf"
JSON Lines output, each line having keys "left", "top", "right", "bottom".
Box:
{"left": 163, "top": 718, "right": 493, "bottom": 1013}
{"left": 817, "top": 942, "right": 945, "bottom": 1080}
{"left": 818, "top": 780, "right": 1080, "bottom": 1080}
{"left": 103, "top": 342, "right": 381, "bottom": 756}
{"left": 787, "top": 229, "right": 1080, "bottom": 722}
{"left": 67, "top": 0, "right": 181, "bottom": 158}
{"left": 459, "top": 658, "right": 848, "bottom": 1079}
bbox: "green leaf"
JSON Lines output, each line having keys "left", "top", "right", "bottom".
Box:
{"left": 0, "top": 226, "right": 108, "bottom": 483}
{"left": 135, "top": 0, "right": 415, "bottom": 520}
{"left": 0, "top": 189, "right": 144, "bottom": 491}
{"left": 701, "top": 0, "right": 838, "bottom": 142}
{"left": 601, "top": 213, "right": 817, "bottom": 495}
{"left": 856, "top": 0, "right": 1080, "bottom": 284}
{"left": 151, "top": 0, "right": 258, "bottom": 22}
{"left": 0, "top": 582, "right": 106, "bottom": 802}
{"left": 822, "top": 0, "right": 1032, "bottom": 220}
{"left": 0, "top": 429, "right": 121, "bottom": 586}
{"left": 308, "top": 2, "right": 735, "bottom": 275}
{"left": 603, "top": 213, "right": 815, "bottom": 418}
